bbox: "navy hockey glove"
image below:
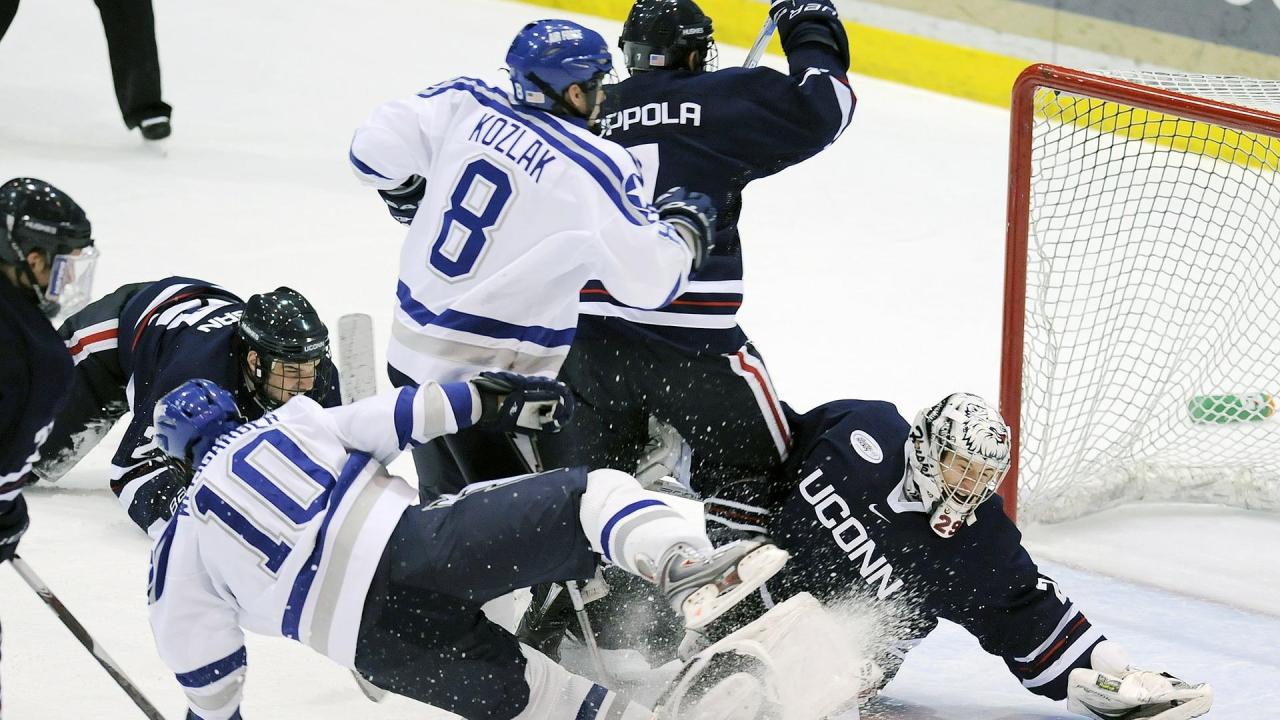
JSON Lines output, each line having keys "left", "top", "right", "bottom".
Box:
{"left": 0, "top": 495, "right": 30, "bottom": 564}
{"left": 472, "top": 372, "right": 575, "bottom": 435}
{"left": 378, "top": 175, "right": 425, "bottom": 225}
{"left": 656, "top": 187, "right": 717, "bottom": 272}
{"left": 769, "top": 0, "right": 850, "bottom": 69}
{"left": 704, "top": 477, "right": 775, "bottom": 545}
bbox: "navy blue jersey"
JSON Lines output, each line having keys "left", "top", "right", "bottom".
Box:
{"left": 50, "top": 277, "right": 341, "bottom": 537}
{"left": 768, "top": 400, "right": 1105, "bottom": 701}
{"left": 0, "top": 276, "right": 73, "bottom": 512}
{"left": 581, "top": 45, "right": 855, "bottom": 353}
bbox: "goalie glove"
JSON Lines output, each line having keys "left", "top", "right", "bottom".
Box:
{"left": 470, "top": 371, "right": 574, "bottom": 435}
{"left": 1067, "top": 641, "right": 1213, "bottom": 720}
{"left": 377, "top": 174, "right": 425, "bottom": 225}
{"left": 656, "top": 187, "right": 717, "bottom": 272}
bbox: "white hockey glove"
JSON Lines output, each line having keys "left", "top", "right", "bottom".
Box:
{"left": 1067, "top": 641, "right": 1212, "bottom": 720}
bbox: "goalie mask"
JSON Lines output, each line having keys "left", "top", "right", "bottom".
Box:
{"left": 908, "top": 393, "right": 1011, "bottom": 538}
{"left": 237, "top": 287, "right": 333, "bottom": 413}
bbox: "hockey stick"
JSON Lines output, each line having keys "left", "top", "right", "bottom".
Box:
{"left": 7, "top": 556, "right": 168, "bottom": 720}
{"left": 335, "top": 313, "right": 390, "bottom": 703}
{"left": 744, "top": 16, "right": 777, "bottom": 69}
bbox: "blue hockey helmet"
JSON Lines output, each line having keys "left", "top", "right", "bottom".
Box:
{"left": 506, "top": 19, "right": 613, "bottom": 111}
{"left": 153, "top": 379, "right": 244, "bottom": 466}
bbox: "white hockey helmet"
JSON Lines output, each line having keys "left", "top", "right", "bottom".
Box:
{"left": 908, "top": 393, "right": 1012, "bottom": 538}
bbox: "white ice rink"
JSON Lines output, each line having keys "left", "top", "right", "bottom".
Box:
{"left": 2, "top": 0, "right": 1278, "bottom": 717}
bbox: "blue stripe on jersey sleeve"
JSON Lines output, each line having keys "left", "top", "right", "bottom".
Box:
{"left": 175, "top": 646, "right": 247, "bottom": 688}
{"left": 440, "top": 382, "right": 474, "bottom": 430}
{"left": 599, "top": 499, "right": 667, "bottom": 562}
{"left": 396, "top": 282, "right": 576, "bottom": 348}
{"left": 416, "top": 80, "right": 649, "bottom": 226}
{"left": 393, "top": 386, "right": 416, "bottom": 449}
{"left": 281, "top": 453, "right": 369, "bottom": 641}
{"left": 575, "top": 683, "right": 610, "bottom": 720}
{"left": 348, "top": 148, "right": 391, "bottom": 180}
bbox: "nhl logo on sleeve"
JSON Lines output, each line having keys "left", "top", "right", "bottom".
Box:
{"left": 849, "top": 430, "right": 883, "bottom": 463}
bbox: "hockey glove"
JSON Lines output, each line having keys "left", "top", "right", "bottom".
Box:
{"left": 656, "top": 187, "right": 717, "bottom": 272}
{"left": 378, "top": 174, "right": 425, "bottom": 225}
{"left": 471, "top": 371, "right": 575, "bottom": 435}
{"left": 769, "top": 0, "right": 850, "bottom": 69}
{"left": 0, "top": 495, "right": 30, "bottom": 564}
{"left": 1067, "top": 641, "right": 1213, "bottom": 720}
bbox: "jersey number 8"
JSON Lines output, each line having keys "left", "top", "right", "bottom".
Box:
{"left": 430, "top": 158, "right": 514, "bottom": 279}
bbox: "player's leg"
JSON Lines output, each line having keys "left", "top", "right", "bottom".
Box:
{"left": 355, "top": 582, "right": 650, "bottom": 720}
{"left": 538, "top": 318, "right": 651, "bottom": 475}
{"left": 389, "top": 465, "right": 787, "bottom": 628}
{"left": 655, "top": 341, "right": 791, "bottom": 541}
{"left": 32, "top": 283, "right": 144, "bottom": 481}
{"left": 92, "top": 0, "right": 170, "bottom": 131}
{"left": 0, "top": 0, "right": 18, "bottom": 40}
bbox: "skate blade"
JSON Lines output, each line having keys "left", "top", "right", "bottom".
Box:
{"left": 683, "top": 545, "right": 789, "bottom": 630}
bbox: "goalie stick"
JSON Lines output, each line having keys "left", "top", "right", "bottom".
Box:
{"left": 335, "top": 314, "right": 390, "bottom": 703}
{"left": 8, "top": 556, "right": 167, "bottom": 720}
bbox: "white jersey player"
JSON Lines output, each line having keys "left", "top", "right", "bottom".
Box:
{"left": 349, "top": 19, "right": 717, "bottom": 386}
{"left": 146, "top": 374, "right": 787, "bottom": 720}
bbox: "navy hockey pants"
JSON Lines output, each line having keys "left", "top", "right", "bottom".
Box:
{"left": 354, "top": 466, "right": 598, "bottom": 720}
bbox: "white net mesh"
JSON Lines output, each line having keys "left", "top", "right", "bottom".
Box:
{"left": 1016, "top": 69, "right": 1280, "bottom": 523}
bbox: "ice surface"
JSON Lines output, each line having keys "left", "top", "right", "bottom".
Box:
{"left": 1, "top": 0, "right": 1275, "bottom": 717}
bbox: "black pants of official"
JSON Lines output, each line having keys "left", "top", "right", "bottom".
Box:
{"left": 0, "top": 0, "right": 169, "bottom": 128}
{"left": 354, "top": 466, "right": 598, "bottom": 720}
{"left": 34, "top": 283, "right": 147, "bottom": 481}
{"left": 387, "top": 365, "right": 532, "bottom": 501}
{"left": 539, "top": 316, "right": 789, "bottom": 499}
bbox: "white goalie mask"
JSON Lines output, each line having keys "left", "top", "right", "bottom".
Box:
{"left": 908, "top": 393, "right": 1012, "bottom": 538}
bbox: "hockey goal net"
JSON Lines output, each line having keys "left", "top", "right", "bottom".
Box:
{"left": 1001, "top": 64, "right": 1280, "bottom": 524}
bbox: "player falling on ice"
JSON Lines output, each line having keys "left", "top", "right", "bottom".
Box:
{"left": 28, "top": 280, "right": 341, "bottom": 537}
{"left": 146, "top": 374, "right": 787, "bottom": 720}
{"left": 348, "top": 18, "right": 717, "bottom": 496}
{"left": 666, "top": 393, "right": 1213, "bottom": 719}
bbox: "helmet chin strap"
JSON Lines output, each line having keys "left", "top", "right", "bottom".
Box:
{"left": 528, "top": 72, "right": 602, "bottom": 130}
{"left": 13, "top": 257, "right": 58, "bottom": 318}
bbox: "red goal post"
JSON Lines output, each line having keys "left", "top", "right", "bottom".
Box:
{"left": 999, "top": 64, "right": 1280, "bottom": 525}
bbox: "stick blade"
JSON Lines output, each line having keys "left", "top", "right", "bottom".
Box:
{"left": 337, "top": 313, "right": 377, "bottom": 403}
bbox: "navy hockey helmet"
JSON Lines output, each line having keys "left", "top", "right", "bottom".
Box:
{"left": 620, "top": 0, "right": 716, "bottom": 74}
{"left": 237, "top": 287, "right": 333, "bottom": 412}
{"left": 506, "top": 19, "right": 614, "bottom": 115}
{"left": 153, "top": 378, "right": 244, "bottom": 467}
{"left": 0, "top": 178, "right": 99, "bottom": 319}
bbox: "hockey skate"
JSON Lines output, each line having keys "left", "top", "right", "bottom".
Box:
{"left": 653, "top": 540, "right": 788, "bottom": 631}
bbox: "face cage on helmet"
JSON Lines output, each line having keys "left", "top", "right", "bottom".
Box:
{"left": 247, "top": 351, "right": 333, "bottom": 412}
{"left": 925, "top": 441, "right": 1009, "bottom": 539}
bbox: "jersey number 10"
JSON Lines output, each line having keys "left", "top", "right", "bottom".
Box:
{"left": 192, "top": 429, "right": 336, "bottom": 575}
{"left": 430, "top": 158, "right": 514, "bottom": 279}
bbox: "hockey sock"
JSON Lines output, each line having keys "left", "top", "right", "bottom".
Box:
{"left": 579, "top": 468, "right": 713, "bottom": 578}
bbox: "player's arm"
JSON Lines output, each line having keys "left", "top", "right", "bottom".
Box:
{"left": 149, "top": 511, "right": 247, "bottom": 720}
{"left": 727, "top": 1, "right": 855, "bottom": 169}
{"left": 589, "top": 168, "right": 715, "bottom": 309}
{"left": 326, "top": 374, "right": 573, "bottom": 466}
{"left": 110, "top": 410, "right": 192, "bottom": 539}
